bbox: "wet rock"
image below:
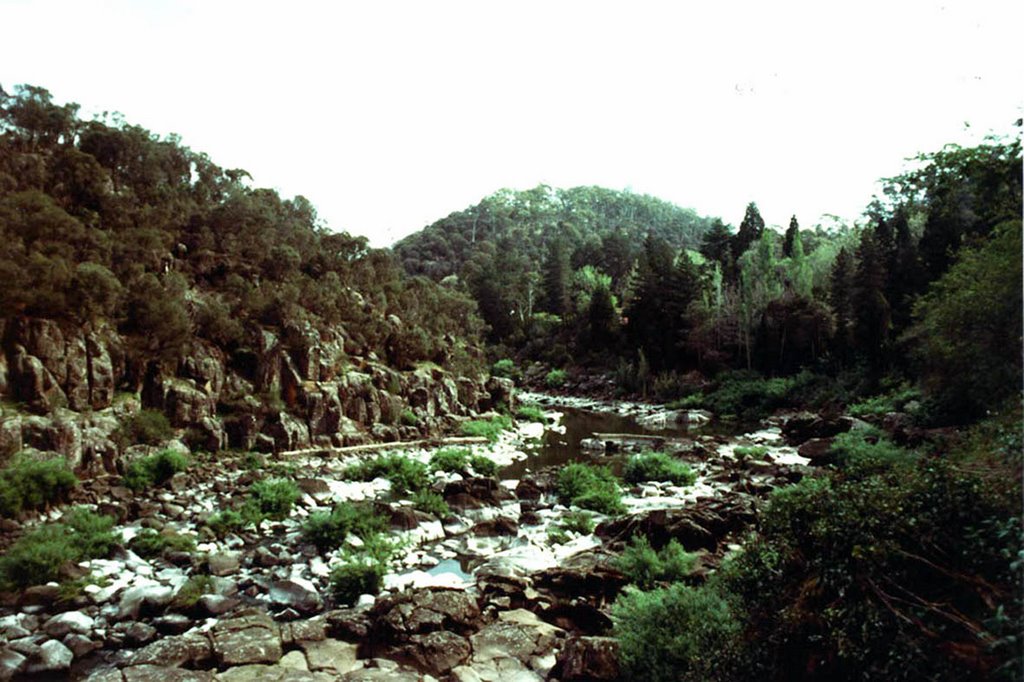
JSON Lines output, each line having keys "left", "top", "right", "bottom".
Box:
{"left": 553, "top": 636, "right": 620, "bottom": 681}
{"left": 797, "top": 437, "right": 836, "bottom": 464}
{"left": 153, "top": 614, "right": 193, "bottom": 636}
{"left": 470, "top": 516, "right": 519, "bottom": 537}
{"left": 125, "top": 622, "right": 159, "bottom": 647}
{"left": 197, "top": 593, "right": 240, "bottom": 616}
{"left": 0, "top": 648, "right": 26, "bottom": 680}
{"left": 23, "top": 639, "right": 73, "bottom": 675}
{"left": 42, "top": 610, "right": 94, "bottom": 638}
{"left": 533, "top": 550, "right": 628, "bottom": 603}
{"left": 444, "top": 477, "right": 514, "bottom": 510}
{"left": 781, "top": 412, "right": 853, "bottom": 445}
{"left": 210, "top": 612, "right": 283, "bottom": 666}
{"left": 269, "top": 578, "right": 323, "bottom": 616}
{"left": 118, "top": 584, "right": 174, "bottom": 621}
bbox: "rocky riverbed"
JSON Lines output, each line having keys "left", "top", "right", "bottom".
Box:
{"left": 0, "top": 396, "right": 827, "bottom": 681}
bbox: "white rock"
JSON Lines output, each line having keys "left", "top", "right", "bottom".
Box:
{"left": 42, "top": 611, "right": 95, "bottom": 638}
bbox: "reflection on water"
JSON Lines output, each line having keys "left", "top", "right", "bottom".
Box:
{"left": 501, "top": 406, "right": 698, "bottom": 478}
{"left": 425, "top": 557, "right": 475, "bottom": 581}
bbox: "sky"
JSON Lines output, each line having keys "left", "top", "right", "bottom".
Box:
{"left": 1, "top": 0, "right": 1020, "bottom": 245}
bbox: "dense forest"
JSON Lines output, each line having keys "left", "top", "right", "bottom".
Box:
{"left": 0, "top": 84, "right": 484, "bottom": 380}
{"left": 0, "top": 82, "right": 1021, "bottom": 681}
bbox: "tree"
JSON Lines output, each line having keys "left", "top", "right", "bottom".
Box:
{"left": 541, "top": 238, "right": 571, "bottom": 316}
{"left": 851, "top": 228, "right": 891, "bottom": 372}
{"left": 906, "top": 220, "right": 1022, "bottom": 419}
{"left": 828, "top": 247, "right": 855, "bottom": 363}
{"left": 731, "top": 202, "right": 765, "bottom": 261}
{"left": 782, "top": 215, "right": 799, "bottom": 257}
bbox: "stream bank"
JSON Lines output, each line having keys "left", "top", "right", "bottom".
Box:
{"left": 0, "top": 393, "right": 819, "bottom": 681}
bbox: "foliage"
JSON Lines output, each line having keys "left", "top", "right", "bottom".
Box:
{"left": 556, "top": 463, "right": 625, "bottom": 515}
{"left": 411, "top": 490, "right": 450, "bottom": 518}
{"left": 469, "top": 455, "right": 499, "bottom": 477}
{"left": 129, "top": 528, "right": 196, "bottom": 558}
{"left": 547, "top": 528, "right": 571, "bottom": 545}
{"left": 302, "top": 501, "right": 388, "bottom": 553}
{"left": 0, "top": 507, "right": 116, "bottom": 588}
{"left": 732, "top": 445, "right": 769, "bottom": 464}
{"left": 906, "top": 220, "right": 1022, "bottom": 421}
{"left": 560, "top": 510, "right": 595, "bottom": 535}
{"left": 491, "top": 358, "right": 517, "bottom": 379}
{"left": 399, "top": 409, "right": 420, "bottom": 427}
{"left": 623, "top": 451, "right": 696, "bottom": 486}
{"left": 344, "top": 454, "right": 429, "bottom": 494}
{"left": 718, "top": 429, "right": 1022, "bottom": 681}
{"left": 848, "top": 384, "right": 922, "bottom": 418}
{"left": 205, "top": 509, "right": 245, "bottom": 538}
{"left": 697, "top": 370, "right": 796, "bottom": 419}
{"left": 242, "top": 477, "right": 301, "bottom": 524}
{"left": 112, "top": 409, "right": 174, "bottom": 448}
{"left": 172, "top": 575, "right": 215, "bottom": 609}
{"left": 459, "top": 415, "right": 513, "bottom": 442}
{"left": 429, "top": 447, "right": 469, "bottom": 474}
{"left": 544, "top": 369, "right": 568, "bottom": 388}
{"left": 514, "top": 404, "right": 547, "bottom": 423}
{"left": 0, "top": 455, "right": 77, "bottom": 517}
{"left": 330, "top": 558, "right": 387, "bottom": 606}
{"left": 614, "top": 535, "right": 698, "bottom": 589}
{"left": 123, "top": 449, "right": 189, "bottom": 490}
{"left": 612, "top": 583, "right": 740, "bottom": 682}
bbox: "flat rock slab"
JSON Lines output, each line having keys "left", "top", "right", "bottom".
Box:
{"left": 211, "top": 613, "right": 283, "bottom": 667}
{"left": 131, "top": 633, "right": 214, "bottom": 668}
{"left": 301, "top": 639, "right": 360, "bottom": 675}
{"left": 123, "top": 665, "right": 216, "bottom": 682}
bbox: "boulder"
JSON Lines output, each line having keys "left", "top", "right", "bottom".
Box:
{"left": 10, "top": 347, "right": 66, "bottom": 412}
{"left": 532, "top": 550, "right": 628, "bottom": 604}
{"left": 42, "top": 610, "right": 94, "bottom": 638}
{"left": 23, "top": 639, "right": 73, "bottom": 675}
{"left": 798, "top": 437, "right": 836, "bottom": 464}
{"left": 402, "top": 630, "right": 471, "bottom": 676}
{"left": 269, "top": 579, "right": 323, "bottom": 616}
{"left": 597, "top": 496, "right": 756, "bottom": 553}
{"left": 0, "top": 648, "right": 26, "bottom": 680}
{"left": 782, "top": 412, "right": 853, "bottom": 445}
{"left": 131, "top": 633, "right": 213, "bottom": 668}
{"left": 210, "top": 612, "right": 283, "bottom": 667}
{"left": 443, "top": 477, "right": 514, "bottom": 510}
{"left": 369, "top": 588, "right": 481, "bottom": 647}
{"left": 122, "top": 665, "right": 215, "bottom": 681}
{"left": 301, "top": 638, "right": 359, "bottom": 675}
{"left": 554, "top": 636, "right": 620, "bottom": 681}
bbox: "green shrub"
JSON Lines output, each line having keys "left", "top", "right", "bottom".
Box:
{"left": 556, "top": 463, "right": 625, "bottom": 516}
{"left": 0, "top": 508, "right": 116, "bottom": 588}
{"left": 429, "top": 447, "right": 470, "bottom": 473}
{"left": 242, "top": 452, "right": 264, "bottom": 470}
{"left": 399, "top": 409, "right": 420, "bottom": 427}
{"left": 242, "top": 478, "right": 301, "bottom": 524}
{"left": 614, "top": 535, "right": 697, "bottom": 589}
{"left": 732, "top": 445, "right": 769, "bottom": 465}
{"left": 828, "top": 429, "right": 916, "bottom": 474}
{"left": 698, "top": 370, "right": 795, "bottom": 419}
{"left": 114, "top": 409, "right": 174, "bottom": 447}
{"left": 515, "top": 404, "right": 547, "bottom": 423}
{"left": 491, "top": 358, "right": 516, "bottom": 379}
{"left": 612, "top": 583, "right": 740, "bottom": 682}
{"left": 623, "top": 452, "right": 696, "bottom": 486}
{"left": 411, "top": 490, "right": 450, "bottom": 519}
{"left": 330, "top": 558, "right": 386, "bottom": 606}
{"left": 848, "top": 385, "right": 922, "bottom": 418}
{"left": 547, "top": 528, "right": 570, "bottom": 545}
{"left": 129, "top": 528, "right": 196, "bottom": 558}
{"left": 469, "top": 455, "right": 499, "bottom": 478}
{"left": 460, "top": 415, "right": 513, "bottom": 442}
{"left": 718, "top": 439, "right": 1022, "bottom": 680}
{"left": 302, "top": 501, "right": 388, "bottom": 553}
{"left": 344, "top": 454, "right": 429, "bottom": 494}
{"left": 545, "top": 368, "right": 568, "bottom": 388}
{"left": 560, "top": 510, "right": 595, "bottom": 535}
{"left": 0, "top": 455, "right": 77, "bottom": 517}
{"left": 206, "top": 509, "right": 245, "bottom": 537}
{"left": 123, "top": 449, "right": 189, "bottom": 491}
{"left": 172, "top": 575, "right": 215, "bottom": 609}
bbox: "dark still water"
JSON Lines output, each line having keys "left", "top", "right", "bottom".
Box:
{"left": 501, "top": 406, "right": 699, "bottom": 479}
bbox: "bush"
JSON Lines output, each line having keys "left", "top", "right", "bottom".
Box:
{"left": 718, "top": 438, "right": 1022, "bottom": 680}
{"left": 547, "top": 528, "right": 570, "bottom": 545}
{"left": 172, "top": 575, "right": 215, "bottom": 609}
{"left": 701, "top": 371, "right": 794, "bottom": 420}
{"left": 612, "top": 583, "right": 740, "bottom": 682}
{"left": 848, "top": 385, "right": 922, "bottom": 418}
{"left": 545, "top": 368, "right": 568, "bottom": 388}
{"left": 0, "top": 508, "right": 116, "bottom": 588}
{"left": 460, "top": 415, "right": 513, "bottom": 442}
{"left": 114, "top": 409, "right": 174, "bottom": 447}
{"left": 411, "top": 490, "right": 450, "bottom": 519}
{"left": 614, "top": 535, "right": 697, "bottom": 589}
{"left": 491, "top": 358, "right": 516, "bottom": 379}
{"left": 330, "top": 558, "right": 386, "bottom": 606}
{"left": 399, "top": 409, "right": 420, "bottom": 427}
{"left": 560, "top": 510, "right": 594, "bottom": 535}
{"left": 556, "top": 463, "right": 625, "bottom": 516}
{"left": 469, "top": 455, "right": 499, "bottom": 478}
{"left": 123, "top": 449, "right": 189, "bottom": 491}
{"left": 344, "top": 454, "right": 429, "bottom": 494}
{"left": 732, "top": 445, "right": 769, "bottom": 466}
{"left": 302, "top": 501, "right": 388, "bottom": 553}
{"left": 242, "top": 478, "right": 301, "bottom": 524}
{"left": 129, "top": 528, "right": 196, "bottom": 558}
{"left": 206, "top": 509, "right": 245, "bottom": 538}
{"left": 623, "top": 452, "right": 696, "bottom": 486}
{"left": 828, "top": 429, "right": 916, "bottom": 474}
{"left": 430, "top": 447, "right": 470, "bottom": 473}
{"left": 0, "top": 455, "right": 77, "bottom": 517}
{"left": 515, "top": 404, "right": 547, "bottom": 423}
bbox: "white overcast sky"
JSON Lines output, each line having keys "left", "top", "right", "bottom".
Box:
{"left": 1, "top": 0, "right": 1020, "bottom": 245}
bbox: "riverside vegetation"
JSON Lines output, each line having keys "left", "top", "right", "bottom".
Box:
{"left": 0, "top": 84, "right": 1019, "bottom": 680}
